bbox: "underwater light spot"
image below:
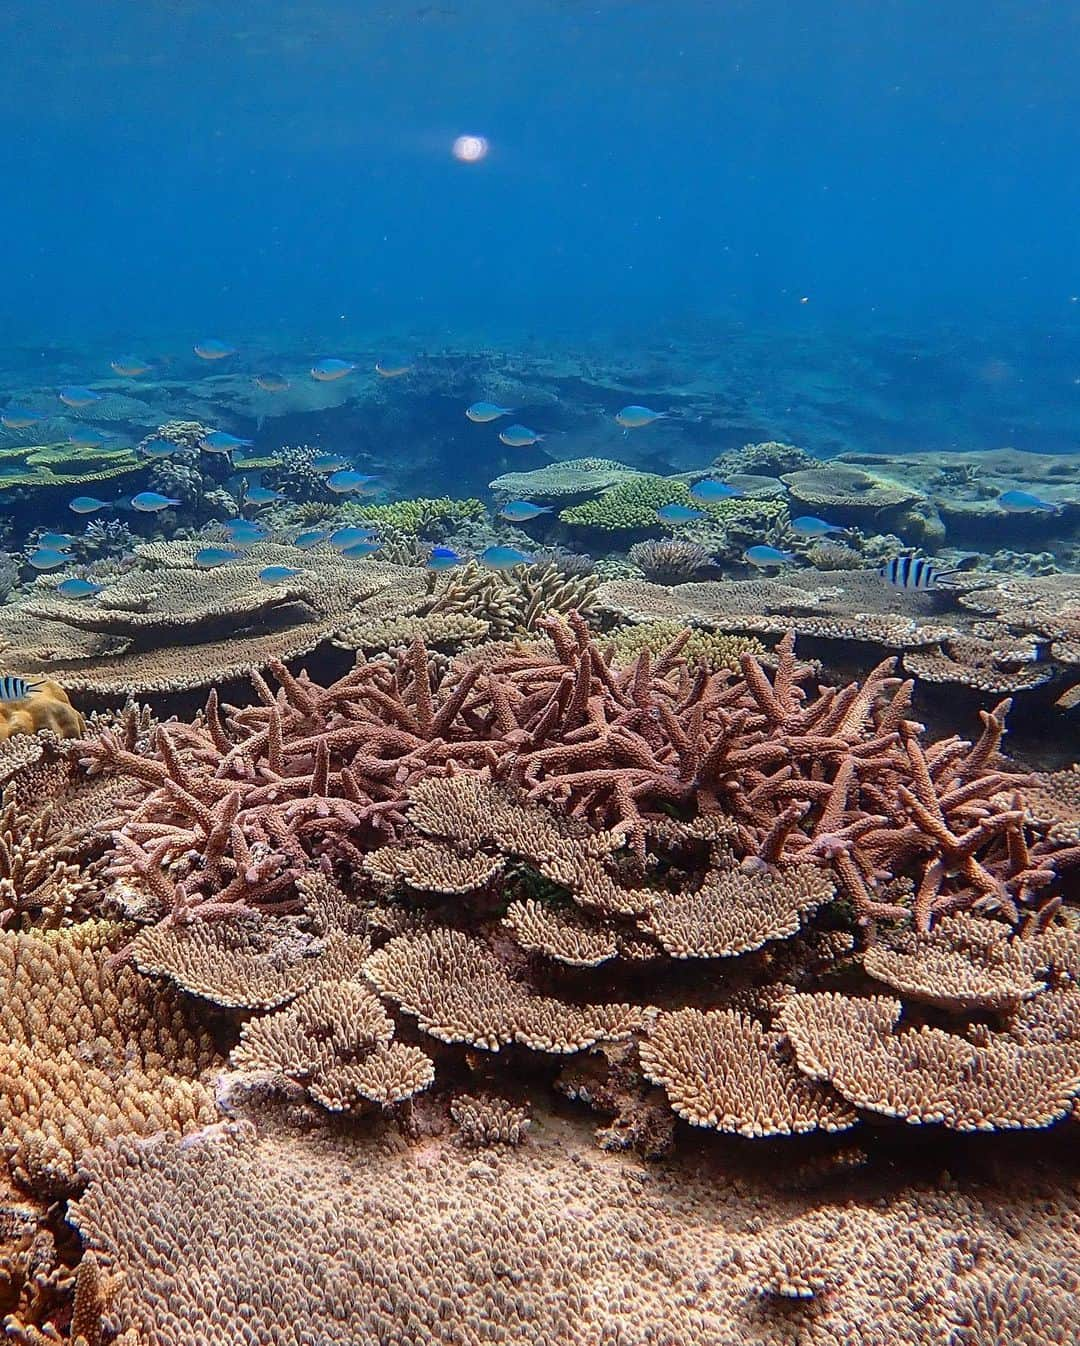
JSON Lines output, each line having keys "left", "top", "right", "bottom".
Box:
{"left": 452, "top": 134, "right": 489, "bottom": 162}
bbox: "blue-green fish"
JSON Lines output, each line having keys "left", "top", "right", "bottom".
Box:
{"left": 657, "top": 504, "right": 705, "bottom": 523}
{"left": 498, "top": 424, "right": 544, "bottom": 447}
{"left": 790, "top": 516, "right": 845, "bottom": 537}
{"left": 466, "top": 402, "right": 514, "bottom": 423}
{"left": 615, "top": 405, "right": 665, "bottom": 428}
{"left": 498, "top": 500, "right": 552, "bottom": 522}
{"left": 69, "top": 496, "right": 111, "bottom": 514}
{"left": 38, "top": 532, "right": 74, "bottom": 550}
{"left": 253, "top": 373, "right": 289, "bottom": 392}
{"left": 327, "top": 470, "right": 377, "bottom": 494}
{"left": 202, "top": 430, "right": 254, "bottom": 454}
{"left": 110, "top": 356, "right": 152, "bottom": 377}
{"left": 258, "top": 565, "right": 301, "bottom": 583}
{"left": 311, "top": 357, "right": 356, "bottom": 381}
{"left": 193, "top": 338, "right": 237, "bottom": 360}
{"left": 311, "top": 455, "right": 350, "bottom": 472}
{"left": 375, "top": 357, "right": 413, "bottom": 378}
{"left": 294, "top": 529, "right": 330, "bottom": 549}
{"left": 480, "top": 545, "right": 530, "bottom": 570}
{"left": 999, "top": 489, "right": 1062, "bottom": 514}
{"left": 224, "top": 519, "right": 268, "bottom": 543}
{"left": 59, "top": 386, "right": 102, "bottom": 408}
{"left": 690, "top": 479, "right": 742, "bottom": 502}
{"left": 195, "top": 546, "right": 241, "bottom": 568}
{"left": 427, "top": 545, "right": 462, "bottom": 570}
{"left": 330, "top": 526, "right": 378, "bottom": 550}
{"left": 140, "top": 438, "right": 180, "bottom": 459}
{"left": 131, "top": 491, "right": 181, "bottom": 512}
{"left": 68, "top": 428, "right": 116, "bottom": 449}
{"left": 27, "top": 547, "right": 69, "bottom": 570}
{"left": 1, "top": 406, "right": 45, "bottom": 429}
{"left": 341, "top": 541, "right": 381, "bottom": 558}
{"left": 245, "top": 486, "right": 285, "bottom": 506}
{"left": 745, "top": 545, "right": 794, "bottom": 567}
{"left": 56, "top": 577, "right": 103, "bottom": 599}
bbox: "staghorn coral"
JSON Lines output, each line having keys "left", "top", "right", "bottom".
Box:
{"left": 0, "top": 926, "right": 219, "bottom": 1194}
{"left": 73, "top": 619, "right": 1080, "bottom": 931}
{"left": 639, "top": 1008, "right": 857, "bottom": 1136}
{"left": 422, "top": 559, "right": 598, "bottom": 637}
{"left": 628, "top": 536, "right": 712, "bottom": 583}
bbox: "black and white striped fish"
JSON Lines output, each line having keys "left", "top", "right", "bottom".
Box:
{"left": 0, "top": 676, "right": 43, "bottom": 702}
{"left": 879, "top": 556, "right": 959, "bottom": 591}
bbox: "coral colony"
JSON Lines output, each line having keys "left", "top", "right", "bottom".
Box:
{"left": 0, "top": 405, "right": 1076, "bottom": 1342}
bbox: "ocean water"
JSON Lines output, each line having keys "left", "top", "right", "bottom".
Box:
{"left": 3, "top": 1, "right": 1079, "bottom": 401}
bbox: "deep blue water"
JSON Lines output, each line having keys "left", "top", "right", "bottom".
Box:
{"left": 1, "top": 0, "right": 1078, "bottom": 448}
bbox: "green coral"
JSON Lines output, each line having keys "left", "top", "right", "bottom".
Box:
{"left": 342, "top": 496, "right": 486, "bottom": 538}
{"left": 560, "top": 477, "right": 786, "bottom": 534}
{"left": 604, "top": 621, "right": 768, "bottom": 671}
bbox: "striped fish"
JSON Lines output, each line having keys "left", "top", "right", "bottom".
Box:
{"left": 879, "top": 556, "right": 957, "bottom": 591}
{"left": 0, "top": 676, "right": 42, "bottom": 702}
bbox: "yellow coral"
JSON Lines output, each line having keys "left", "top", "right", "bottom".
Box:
{"left": 0, "top": 682, "right": 83, "bottom": 741}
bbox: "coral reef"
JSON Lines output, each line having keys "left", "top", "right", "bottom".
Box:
{"left": 0, "top": 681, "right": 83, "bottom": 741}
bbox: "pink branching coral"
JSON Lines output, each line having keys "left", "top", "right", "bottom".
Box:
{"left": 73, "top": 615, "right": 1078, "bottom": 929}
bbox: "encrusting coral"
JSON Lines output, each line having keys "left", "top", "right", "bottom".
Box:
{"left": 0, "top": 682, "right": 83, "bottom": 742}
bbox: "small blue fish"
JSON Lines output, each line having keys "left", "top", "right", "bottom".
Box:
{"left": 330, "top": 526, "right": 378, "bottom": 550}
{"left": 38, "top": 533, "right": 74, "bottom": 550}
{"left": 790, "top": 516, "right": 846, "bottom": 537}
{"left": 1, "top": 406, "right": 45, "bottom": 429}
{"left": 195, "top": 546, "right": 242, "bottom": 568}
{"left": 327, "top": 470, "right": 377, "bottom": 494}
{"left": 244, "top": 486, "right": 285, "bottom": 506}
{"left": 68, "top": 496, "right": 111, "bottom": 515}
{"left": 375, "top": 357, "right": 413, "bottom": 378}
{"left": 311, "top": 357, "right": 356, "bottom": 381}
{"left": 480, "top": 545, "right": 531, "bottom": 570}
{"left": 657, "top": 504, "right": 706, "bottom": 523}
{"left": 466, "top": 401, "right": 514, "bottom": 423}
{"left": 193, "top": 339, "right": 237, "bottom": 360}
{"left": 745, "top": 545, "right": 794, "bottom": 567}
{"left": 27, "top": 548, "right": 69, "bottom": 571}
{"left": 253, "top": 373, "right": 289, "bottom": 392}
{"left": 341, "top": 541, "right": 381, "bottom": 558}
{"left": 131, "top": 491, "right": 181, "bottom": 513}
{"left": 311, "top": 455, "right": 349, "bottom": 473}
{"left": 202, "top": 430, "right": 254, "bottom": 454}
{"left": 427, "top": 545, "right": 462, "bottom": 570}
{"left": 879, "top": 556, "right": 956, "bottom": 590}
{"left": 68, "top": 428, "right": 116, "bottom": 449}
{"left": 56, "top": 577, "right": 103, "bottom": 599}
{"left": 999, "top": 489, "right": 1062, "bottom": 514}
{"left": 140, "top": 438, "right": 180, "bottom": 459}
{"left": 110, "top": 356, "right": 151, "bottom": 377}
{"left": 258, "top": 565, "right": 301, "bottom": 583}
{"left": 58, "top": 386, "right": 102, "bottom": 408}
{"left": 690, "top": 479, "right": 743, "bottom": 502}
{"left": 498, "top": 424, "right": 544, "bottom": 447}
{"left": 616, "top": 405, "right": 665, "bottom": 429}
{"left": 498, "top": 500, "right": 553, "bottom": 522}
{"left": 293, "top": 529, "right": 330, "bottom": 549}
{"left": 0, "top": 676, "right": 43, "bottom": 701}
{"left": 224, "top": 519, "right": 269, "bottom": 543}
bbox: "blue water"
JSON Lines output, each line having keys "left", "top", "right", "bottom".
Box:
{"left": 0, "top": 0, "right": 1076, "bottom": 475}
